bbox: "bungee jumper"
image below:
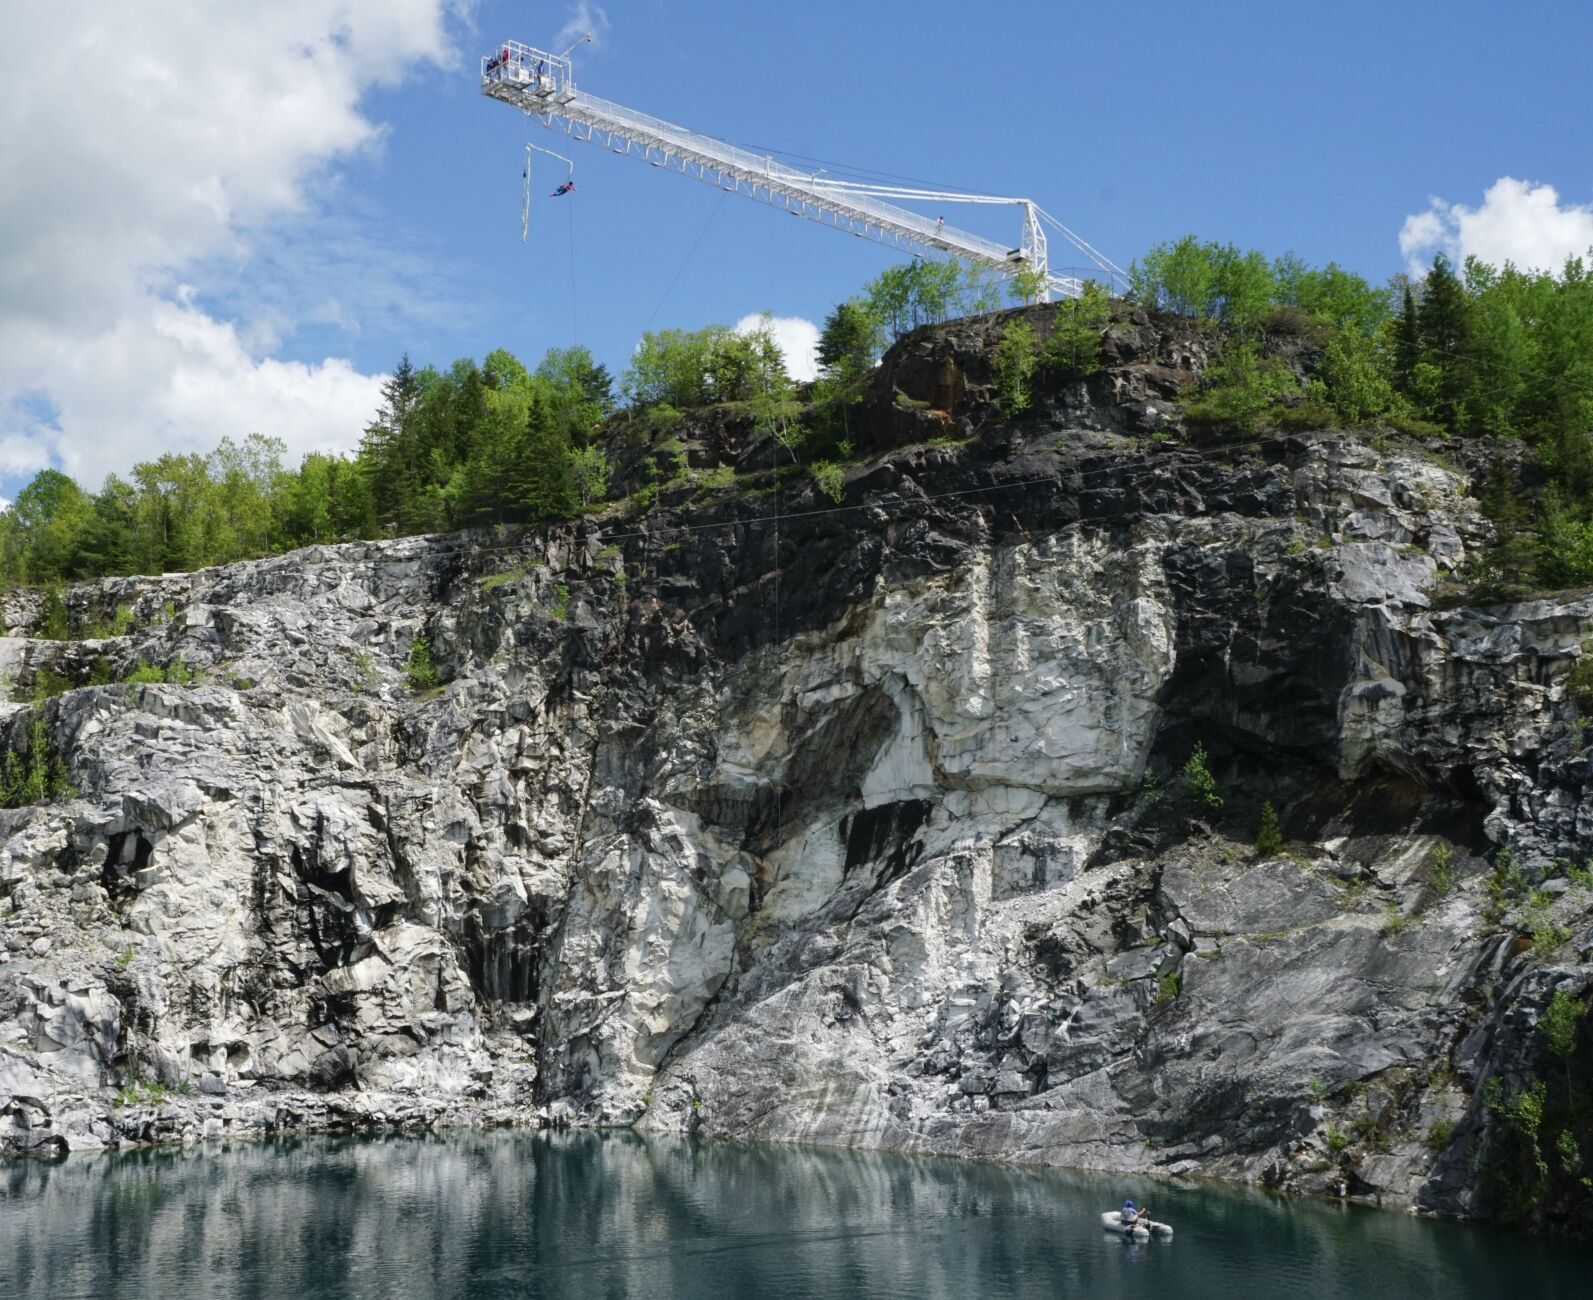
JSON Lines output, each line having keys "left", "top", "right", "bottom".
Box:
{"left": 519, "top": 142, "right": 577, "bottom": 240}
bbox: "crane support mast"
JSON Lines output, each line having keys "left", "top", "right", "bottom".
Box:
{"left": 481, "top": 41, "right": 1127, "bottom": 300}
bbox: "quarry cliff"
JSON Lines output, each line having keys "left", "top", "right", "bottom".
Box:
{"left": 3, "top": 307, "right": 1590, "bottom": 1236}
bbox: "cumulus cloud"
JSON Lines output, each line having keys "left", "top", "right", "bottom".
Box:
{"left": 735, "top": 313, "right": 821, "bottom": 383}
{"left": 0, "top": 3, "right": 462, "bottom": 487}
{"left": 1399, "top": 177, "right": 1593, "bottom": 276}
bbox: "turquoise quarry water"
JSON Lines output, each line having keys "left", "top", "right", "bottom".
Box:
{"left": 1, "top": 1131, "right": 1585, "bottom": 1298}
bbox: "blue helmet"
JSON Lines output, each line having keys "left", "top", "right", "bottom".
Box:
{"left": 1123, "top": 1200, "right": 1135, "bottom": 1209}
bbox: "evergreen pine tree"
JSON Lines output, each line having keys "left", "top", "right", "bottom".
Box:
{"left": 359, "top": 354, "right": 424, "bottom": 533}
{"left": 1393, "top": 284, "right": 1421, "bottom": 397}
{"left": 513, "top": 396, "right": 578, "bottom": 523}
{"left": 1416, "top": 254, "right": 1472, "bottom": 428}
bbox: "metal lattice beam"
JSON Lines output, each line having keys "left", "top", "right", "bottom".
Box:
{"left": 481, "top": 40, "right": 1127, "bottom": 300}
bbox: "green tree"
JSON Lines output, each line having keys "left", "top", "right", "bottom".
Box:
{"left": 1132, "top": 235, "right": 1217, "bottom": 317}
{"left": 2, "top": 469, "right": 96, "bottom": 582}
{"left": 1277, "top": 260, "right": 1390, "bottom": 335}
{"left": 1392, "top": 282, "right": 1421, "bottom": 396}
{"left": 403, "top": 634, "right": 438, "bottom": 693}
{"left": 1182, "top": 341, "right": 1300, "bottom": 434}
{"left": 1254, "top": 800, "right": 1284, "bottom": 856}
{"left": 816, "top": 299, "right": 884, "bottom": 381}
{"left": 993, "top": 320, "right": 1037, "bottom": 415}
{"left": 1320, "top": 330, "right": 1397, "bottom": 424}
{"left": 207, "top": 433, "right": 285, "bottom": 560}
{"left": 1463, "top": 266, "right": 1532, "bottom": 436}
{"left": 571, "top": 445, "right": 611, "bottom": 508}
{"left": 36, "top": 585, "right": 69, "bottom": 639}
{"left": 1043, "top": 282, "right": 1111, "bottom": 379}
{"left": 537, "top": 345, "right": 613, "bottom": 445}
{"left": 511, "top": 400, "right": 579, "bottom": 523}
{"left": 1183, "top": 744, "right": 1223, "bottom": 813}
{"left": 1415, "top": 253, "right": 1472, "bottom": 427}
{"left": 1540, "top": 988, "right": 1585, "bottom": 1100}
{"left": 1, "top": 697, "right": 76, "bottom": 808}
{"left": 862, "top": 260, "right": 964, "bottom": 340}
{"left": 1007, "top": 263, "right": 1049, "bottom": 306}
{"left": 718, "top": 317, "right": 792, "bottom": 403}
{"left": 359, "top": 353, "right": 425, "bottom": 533}
{"left": 1211, "top": 245, "right": 1274, "bottom": 333}
{"left": 959, "top": 265, "right": 1007, "bottom": 316}
{"left": 622, "top": 323, "right": 790, "bottom": 410}
{"left": 127, "top": 452, "right": 216, "bottom": 573}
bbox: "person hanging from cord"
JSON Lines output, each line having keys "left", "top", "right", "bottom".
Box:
{"left": 550, "top": 179, "right": 577, "bottom": 197}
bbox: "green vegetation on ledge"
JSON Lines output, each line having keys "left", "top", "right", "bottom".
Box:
{"left": 6, "top": 233, "right": 1593, "bottom": 611}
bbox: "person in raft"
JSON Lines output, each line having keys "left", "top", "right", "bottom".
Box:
{"left": 1122, "top": 1199, "right": 1149, "bottom": 1227}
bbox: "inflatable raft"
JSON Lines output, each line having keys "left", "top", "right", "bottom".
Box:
{"left": 1101, "top": 1210, "right": 1173, "bottom": 1239}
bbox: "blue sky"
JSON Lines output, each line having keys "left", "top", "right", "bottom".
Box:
{"left": 4, "top": 1, "right": 1592, "bottom": 495}
{"left": 319, "top": 0, "right": 1593, "bottom": 380}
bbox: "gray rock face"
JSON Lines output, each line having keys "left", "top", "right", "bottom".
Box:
{"left": 2, "top": 426, "right": 1590, "bottom": 1232}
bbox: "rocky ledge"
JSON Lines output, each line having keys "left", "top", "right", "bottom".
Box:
{"left": 3, "top": 339, "right": 1591, "bottom": 1235}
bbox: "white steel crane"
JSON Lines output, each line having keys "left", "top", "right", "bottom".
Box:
{"left": 481, "top": 39, "right": 1127, "bottom": 301}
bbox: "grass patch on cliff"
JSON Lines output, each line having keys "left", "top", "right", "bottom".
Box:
{"left": 694, "top": 464, "right": 738, "bottom": 493}
{"left": 113, "top": 1076, "right": 175, "bottom": 1108}
{"left": 1530, "top": 915, "right": 1573, "bottom": 956}
{"left": 124, "top": 657, "right": 198, "bottom": 686}
{"left": 480, "top": 565, "right": 530, "bottom": 591}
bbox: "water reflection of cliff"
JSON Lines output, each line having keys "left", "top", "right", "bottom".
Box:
{"left": 2, "top": 1133, "right": 1583, "bottom": 1299}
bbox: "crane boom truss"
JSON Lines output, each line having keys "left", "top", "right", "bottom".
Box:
{"left": 481, "top": 41, "right": 1127, "bottom": 300}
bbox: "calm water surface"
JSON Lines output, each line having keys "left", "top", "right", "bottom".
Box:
{"left": 1, "top": 1130, "right": 1586, "bottom": 1298}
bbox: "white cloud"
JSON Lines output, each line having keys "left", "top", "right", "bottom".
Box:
{"left": 735, "top": 314, "right": 821, "bottom": 383}
{"left": 556, "top": 3, "right": 611, "bottom": 52}
{"left": 0, "top": 298, "right": 387, "bottom": 483}
{"left": 0, "top": 3, "right": 463, "bottom": 488}
{"left": 1399, "top": 177, "right": 1593, "bottom": 276}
